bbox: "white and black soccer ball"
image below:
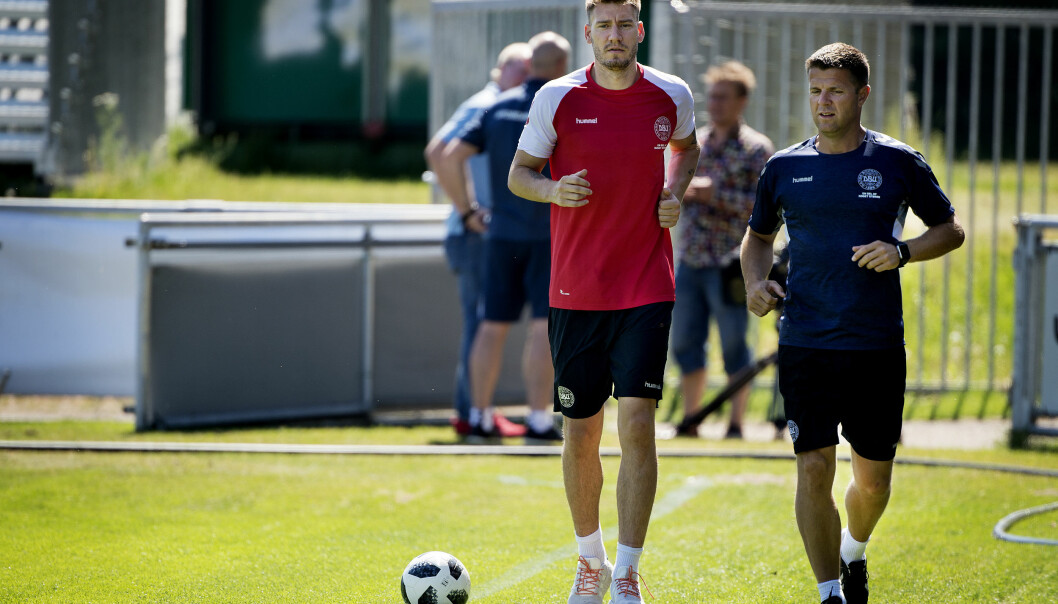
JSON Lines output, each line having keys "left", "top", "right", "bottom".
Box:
{"left": 400, "top": 551, "right": 471, "bottom": 604}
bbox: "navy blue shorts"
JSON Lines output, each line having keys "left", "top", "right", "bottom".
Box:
{"left": 482, "top": 238, "right": 551, "bottom": 321}
{"left": 778, "top": 345, "right": 906, "bottom": 461}
{"left": 549, "top": 302, "right": 673, "bottom": 419}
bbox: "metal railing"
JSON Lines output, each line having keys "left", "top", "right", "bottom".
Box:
{"left": 130, "top": 211, "right": 448, "bottom": 430}
{"left": 1010, "top": 214, "right": 1058, "bottom": 436}
{"left": 654, "top": 2, "right": 1058, "bottom": 393}
{"left": 428, "top": 1, "right": 1058, "bottom": 393}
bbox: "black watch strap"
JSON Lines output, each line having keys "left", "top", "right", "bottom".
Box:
{"left": 896, "top": 241, "right": 911, "bottom": 268}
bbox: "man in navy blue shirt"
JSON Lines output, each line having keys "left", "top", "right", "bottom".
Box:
{"left": 424, "top": 42, "right": 531, "bottom": 439}
{"left": 741, "top": 43, "right": 964, "bottom": 604}
{"left": 435, "top": 31, "right": 571, "bottom": 444}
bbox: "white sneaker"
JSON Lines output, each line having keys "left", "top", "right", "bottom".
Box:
{"left": 568, "top": 556, "right": 613, "bottom": 604}
{"left": 608, "top": 565, "right": 648, "bottom": 604}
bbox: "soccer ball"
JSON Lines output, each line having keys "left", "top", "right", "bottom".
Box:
{"left": 400, "top": 551, "right": 471, "bottom": 604}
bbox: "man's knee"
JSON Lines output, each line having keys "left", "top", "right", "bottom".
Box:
{"left": 617, "top": 401, "right": 655, "bottom": 444}
{"left": 527, "top": 320, "right": 550, "bottom": 345}
{"left": 476, "top": 321, "right": 511, "bottom": 344}
{"left": 564, "top": 417, "right": 602, "bottom": 451}
{"left": 797, "top": 450, "right": 835, "bottom": 492}
{"left": 853, "top": 472, "right": 893, "bottom": 499}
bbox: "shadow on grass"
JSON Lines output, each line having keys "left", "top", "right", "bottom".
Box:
{"left": 907, "top": 389, "right": 1010, "bottom": 422}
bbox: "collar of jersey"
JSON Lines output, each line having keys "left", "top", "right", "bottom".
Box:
{"left": 585, "top": 62, "right": 645, "bottom": 94}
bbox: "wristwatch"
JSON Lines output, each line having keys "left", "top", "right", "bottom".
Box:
{"left": 896, "top": 241, "right": 911, "bottom": 268}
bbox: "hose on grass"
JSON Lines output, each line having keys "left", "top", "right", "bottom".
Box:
{"left": 992, "top": 501, "right": 1058, "bottom": 546}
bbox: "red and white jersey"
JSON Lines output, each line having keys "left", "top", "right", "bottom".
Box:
{"left": 518, "top": 63, "right": 695, "bottom": 310}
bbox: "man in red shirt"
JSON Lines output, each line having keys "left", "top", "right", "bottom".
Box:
{"left": 508, "top": 1, "right": 700, "bottom": 601}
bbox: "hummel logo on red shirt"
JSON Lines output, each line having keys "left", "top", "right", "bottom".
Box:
{"left": 575, "top": 118, "right": 598, "bottom": 124}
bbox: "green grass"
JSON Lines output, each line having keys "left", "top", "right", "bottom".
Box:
{"left": 1, "top": 418, "right": 1056, "bottom": 602}
{"left": 53, "top": 153, "right": 431, "bottom": 205}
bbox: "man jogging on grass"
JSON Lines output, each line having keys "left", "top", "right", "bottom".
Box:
{"left": 509, "top": 1, "right": 699, "bottom": 601}
{"left": 741, "top": 42, "right": 964, "bottom": 604}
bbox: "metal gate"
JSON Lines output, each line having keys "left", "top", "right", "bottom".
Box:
{"left": 653, "top": 2, "right": 1058, "bottom": 392}
{"left": 430, "top": 1, "right": 1058, "bottom": 393}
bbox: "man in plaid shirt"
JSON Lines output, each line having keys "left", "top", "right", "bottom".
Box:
{"left": 672, "top": 60, "right": 774, "bottom": 439}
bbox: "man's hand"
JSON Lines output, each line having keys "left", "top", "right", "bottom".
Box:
{"left": 464, "top": 209, "right": 488, "bottom": 234}
{"left": 549, "top": 169, "right": 591, "bottom": 207}
{"left": 851, "top": 241, "right": 899, "bottom": 272}
{"left": 683, "top": 175, "right": 713, "bottom": 204}
{"left": 745, "top": 279, "right": 786, "bottom": 317}
{"left": 658, "top": 188, "right": 681, "bottom": 229}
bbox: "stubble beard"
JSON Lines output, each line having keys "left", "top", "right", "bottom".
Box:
{"left": 596, "top": 43, "right": 637, "bottom": 72}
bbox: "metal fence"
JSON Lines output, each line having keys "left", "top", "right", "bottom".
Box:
{"left": 654, "top": 2, "right": 1058, "bottom": 393}
{"left": 430, "top": 0, "right": 1058, "bottom": 393}
{"left": 430, "top": 0, "right": 594, "bottom": 137}
{"left": 0, "top": 0, "right": 48, "bottom": 169}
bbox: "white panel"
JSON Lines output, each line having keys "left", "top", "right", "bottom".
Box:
{"left": 0, "top": 212, "right": 140, "bottom": 395}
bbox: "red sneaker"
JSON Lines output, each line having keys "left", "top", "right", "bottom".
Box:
{"left": 492, "top": 413, "right": 527, "bottom": 437}
{"left": 450, "top": 417, "right": 471, "bottom": 437}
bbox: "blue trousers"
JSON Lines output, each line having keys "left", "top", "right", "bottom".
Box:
{"left": 444, "top": 232, "right": 485, "bottom": 421}
{"left": 671, "top": 262, "right": 752, "bottom": 375}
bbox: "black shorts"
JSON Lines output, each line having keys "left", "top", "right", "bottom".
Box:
{"left": 549, "top": 302, "right": 673, "bottom": 419}
{"left": 482, "top": 238, "right": 551, "bottom": 321}
{"left": 778, "top": 345, "right": 906, "bottom": 461}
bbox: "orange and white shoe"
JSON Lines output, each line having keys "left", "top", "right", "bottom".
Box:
{"left": 609, "top": 565, "right": 651, "bottom": 604}
{"left": 568, "top": 556, "right": 613, "bottom": 604}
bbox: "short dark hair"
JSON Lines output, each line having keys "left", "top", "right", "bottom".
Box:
{"left": 585, "top": 0, "right": 641, "bottom": 22}
{"left": 805, "top": 42, "right": 869, "bottom": 90}
{"left": 704, "top": 61, "right": 756, "bottom": 97}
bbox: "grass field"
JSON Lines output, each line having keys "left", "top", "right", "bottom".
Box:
{"left": 22, "top": 134, "right": 1056, "bottom": 602}
{"left": 1, "top": 412, "right": 1057, "bottom": 603}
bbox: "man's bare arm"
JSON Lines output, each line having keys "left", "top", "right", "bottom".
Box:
{"left": 741, "top": 227, "right": 785, "bottom": 317}
{"left": 508, "top": 149, "right": 591, "bottom": 207}
{"left": 435, "top": 139, "right": 487, "bottom": 232}
{"left": 665, "top": 133, "right": 701, "bottom": 203}
{"left": 654, "top": 133, "right": 701, "bottom": 228}
{"left": 851, "top": 214, "right": 965, "bottom": 272}
{"left": 906, "top": 214, "right": 965, "bottom": 261}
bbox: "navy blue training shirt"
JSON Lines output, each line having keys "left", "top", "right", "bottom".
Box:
{"left": 457, "top": 78, "right": 551, "bottom": 241}
{"left": 749, "top": 129, "right": 955, "bottom": 350}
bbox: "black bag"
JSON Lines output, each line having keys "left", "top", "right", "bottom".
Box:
{"left": 719, "top": 250, "right": 745, "bottom": 306}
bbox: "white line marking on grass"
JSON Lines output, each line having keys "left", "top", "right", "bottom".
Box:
{"left": 473, "top": 475, "right": 713, "bottom": 599}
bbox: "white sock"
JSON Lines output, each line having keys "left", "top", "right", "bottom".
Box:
{"left": 840, "top": 528, "right": 868, "bottom": 564}
{"left": 528, "top": 410, "right": 554, "bottom": 433}
{"left": 614, "top": 543, "right": 643, "bottom": 573}
{"left": 575, "top": 527, "right": 607, "bottom": 562}
{"left": 818, "top": 579, "right": 844, "bottom": 602}
{"left": 469, "top": 407, "right": 482, "bottom": 427}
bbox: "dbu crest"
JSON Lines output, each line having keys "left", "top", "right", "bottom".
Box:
{"left": 558, "top": 386, "right": 575, "bottom": 408}
{"left": 857, "top": 168, "right": 882, "bottom": 191}
{"left": 653, "top": 116, "right": 672, "bottom": 142}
